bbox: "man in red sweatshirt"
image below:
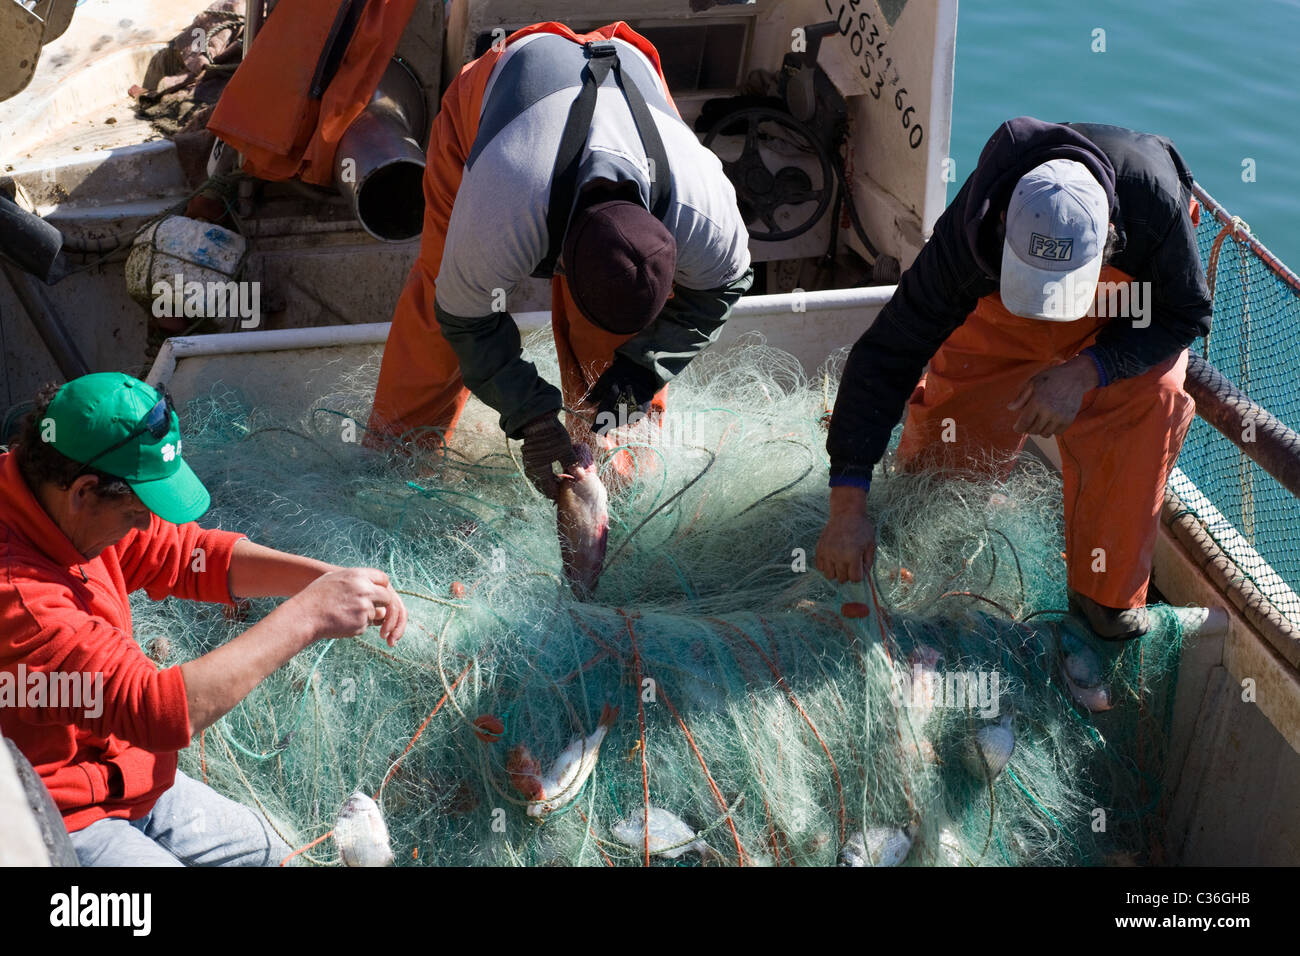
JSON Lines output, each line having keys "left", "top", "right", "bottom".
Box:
{"left": 0, "top": 373, "right": 408, "bottom": 865}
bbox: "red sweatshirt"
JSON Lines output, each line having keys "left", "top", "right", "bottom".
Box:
{"left": 0, "top": 451, "right": 244, "bottom": 832}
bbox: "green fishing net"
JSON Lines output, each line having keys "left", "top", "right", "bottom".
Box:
{"left": 130, "top": 337, "right": 1187, "bottom": 866}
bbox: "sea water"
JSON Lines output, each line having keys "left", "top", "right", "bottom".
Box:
{"left": 950, "top": 0, "right": 1300, "bottom": 266}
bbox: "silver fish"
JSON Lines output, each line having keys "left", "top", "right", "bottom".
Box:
{"left": 555, "top": 442, "right": 609, "bottom": 601}
{"left": 936, "top": 826, "right": 965, "bottom": 866}
{"left": 1060, "top": 630, "right": 1114, "bottom": 712}
{"left": 612, "top": 807, "right": 720, "bottom": 862}
{"left": 838, "top": 826, "right": 913, "bottom": 867}
{"left": 962, "top": 712, "right": 1015, "bottom": 780}
{"left": 516, "top": 703, "right": 618, "bottom": 817}
{"left": 333, "top": 791, "right": 394, "bottom": 867}
{"left": 902, "top": 643, "right": 944, "bottom": 728}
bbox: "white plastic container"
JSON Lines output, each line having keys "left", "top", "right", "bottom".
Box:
{"left": 124, "top": 214, "right": 247, "bottom": 310}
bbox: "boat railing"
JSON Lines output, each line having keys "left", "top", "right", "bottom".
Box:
{"left": 1166, "top": 183, "right": 1300, "bottom": 668}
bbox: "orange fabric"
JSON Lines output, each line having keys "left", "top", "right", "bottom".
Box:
{"left": 367, "top": 21, "right": 676, "bottom": 461}
{"left": 894, "top": 267, "right": 1195, "bottom": 609}
{"left": 551, "top": 277, "right": 668, "bottom": 483}
{"left": 207, "top": 0, "right": 418, "bottom": 185}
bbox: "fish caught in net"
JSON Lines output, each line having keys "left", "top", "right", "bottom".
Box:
{"left": 132, "top": 337, "right": 1188, "bottom": 866}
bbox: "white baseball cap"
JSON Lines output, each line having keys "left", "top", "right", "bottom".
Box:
{"left": 1000, "top": 159, "right": 1110, "bottom": 321}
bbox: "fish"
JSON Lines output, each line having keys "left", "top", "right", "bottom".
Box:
{"left": 910, "top": 643, "right": 943, "bottom": 672}
{"left": 145, "top": 635, "right": 170, "bottom": 664}
{"left": 838, "top": 826, "right": 913, "bottom": 867}
{"left": 333, "top": 791, "right": 394, "bottom": 867}
{"left": 902, "top": 643, "right": 944, "bottom": 727}
{"left": 611, "top": 807, "right": 720, "bottom": 863}
{"left": 936, "top": 827, "right": 965, "bottom": 866}
{"left": 1065, "top": 677, "right": 1113, "bottom": 712}
{"left": 508, "top": 703, "right": 618, "bottom": 817}
{"left": 1059, "top": 629, "right": 1114, "bottom": 712}
{"left": 962, "top": 712, "right": 1015, "bottom": 780}
{"left": 506, "top": 743, "right": 543, "bottom": 799}
{"left": 555, "top": 442, "right": 609, "bottom": 601}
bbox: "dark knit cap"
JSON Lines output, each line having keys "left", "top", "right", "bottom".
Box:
{"left": 562, "top": 199, "right": 676, "bottom": 335}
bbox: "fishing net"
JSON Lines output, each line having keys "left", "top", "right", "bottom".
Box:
{"left": 1178, "top": 185, "right": 1300, "bottom": 625}
{"left": 131, "top": 337, "right": 1188, "bottom": 866}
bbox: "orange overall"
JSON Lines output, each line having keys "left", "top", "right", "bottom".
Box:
{"left": 207, "top": 0, "right": 418, "bottom": 185}
{"left": 365, "top": 22, "right": 672, "bottom": 461}
{"left": 894, "top": 267, "right": 1196, "bottom": 609}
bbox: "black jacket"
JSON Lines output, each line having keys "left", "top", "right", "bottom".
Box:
{"left": 826, "top": 116, "right": 1212, "bottom": 485}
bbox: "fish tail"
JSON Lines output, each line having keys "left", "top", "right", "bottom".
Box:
{"left": 697, "top": 842, "right": 722, "bottom": 865}
{"left": 598, "top": 702, "right": 619, "bottom": 729}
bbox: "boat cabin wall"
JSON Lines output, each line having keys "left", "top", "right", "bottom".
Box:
{"left": 443, "top": 0, "right": 957, "bottom": 272}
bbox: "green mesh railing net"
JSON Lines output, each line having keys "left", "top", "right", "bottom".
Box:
{"left": 1177, "top": 185, "right": 1300, "bottom": 624}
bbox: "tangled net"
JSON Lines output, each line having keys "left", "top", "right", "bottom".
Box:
{"left": 131, "top": 337, "right": 1185, "bottom": 866}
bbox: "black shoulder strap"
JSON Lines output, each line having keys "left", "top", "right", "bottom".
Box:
{"left": 532, "top": 40, "right": 672, "bottom": 279}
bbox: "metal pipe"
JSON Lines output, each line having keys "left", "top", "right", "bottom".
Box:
{"left": 333, "top": 58, "right": 427, "bottom": 243}
{"left": 1194, "top": 182, "right": 1300, "bottom": 297}
{"left": 243, "top": 0, "right": 265, "bottom": 60}
{"left": 0, "top": 191, "right": 63, "bottom": 282}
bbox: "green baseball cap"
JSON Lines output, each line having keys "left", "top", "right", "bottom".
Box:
{"left": 45, "top": 373, "right": 210, "bottom": 524}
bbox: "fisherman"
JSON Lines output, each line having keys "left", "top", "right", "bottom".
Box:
{"left": 364, "top": 21, "right": 753, "bottom": 499}
{"left": 0, "top": 373, "right": 408, "bottom": 866}
{"left": 817, "top": 117, "right": 1211, "bottom": 641}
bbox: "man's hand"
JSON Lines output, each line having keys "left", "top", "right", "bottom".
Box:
{"left": 587, "top": 356, "right": 660, "bottom": 436}
{"left": 182, "top": 567, "right": 407, "bottom": 735}
{"left": 293, "top": 567, "right": 407, "bottom": 646}
{"left": 520, "top": 414, "right": 578, "bottom": 500}
{"left": 1008, "top": 356, "right": 1100, "bottom": 437}
{"left": 815, "top": 485, "right": 878, "bottom": 583}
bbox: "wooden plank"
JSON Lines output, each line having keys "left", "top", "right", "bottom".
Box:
{"left": 1154, "top": 521, "right": 1300, "bottom": 753}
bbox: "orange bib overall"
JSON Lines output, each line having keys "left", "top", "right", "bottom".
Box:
{"left": 894, "top": 267, "right": 1195, "bottom": 609}
{"left": 366, "top": 22, "right": 673, "bottom": 458}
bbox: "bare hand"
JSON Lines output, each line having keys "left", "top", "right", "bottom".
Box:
{"left": 295, "top": 568, "right": 408, "bottom": 646}
{"left": 1008, "top": 358, "right": 1099, "bottom": 438}
{"left": 816, "top": 486, "right": 877, "bottom": 583}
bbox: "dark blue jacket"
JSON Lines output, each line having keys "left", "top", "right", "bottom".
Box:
{"left": 826, "top": 116, "right": 1212, "bottom": 486}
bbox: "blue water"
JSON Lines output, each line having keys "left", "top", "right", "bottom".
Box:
{"left": 949, "top": 0, "right": 1300, "bottom": 268}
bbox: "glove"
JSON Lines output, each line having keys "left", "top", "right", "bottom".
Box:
{"left": 520, "top": 414, "right": 578, "bottom": 500}
{"left": 587, "top": 356, "right": 661, "bottom": 435}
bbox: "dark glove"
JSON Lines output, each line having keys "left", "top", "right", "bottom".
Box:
{"left": 587, "top": 356, "right": 661, "bottom": 435}
{"left": 520, "top": 414, "right": 578, "bottom": 500}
